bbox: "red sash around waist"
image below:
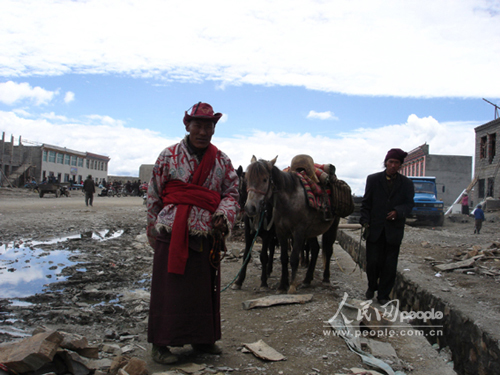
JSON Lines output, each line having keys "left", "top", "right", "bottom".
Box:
{"left": 161, "top": 144, "right": 220, "bottom": 274}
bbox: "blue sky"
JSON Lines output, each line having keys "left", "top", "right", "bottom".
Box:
{"left": 1, "top": 0, "right": 499, "bottom": 195}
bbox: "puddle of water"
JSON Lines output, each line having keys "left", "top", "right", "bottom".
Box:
{"left": 0, "top": 326, "right": 31, "bottom": 338}
{"left": 0, "top": 243, "right": 79, "bottom": 299}
{"left": 0, "top": 229, "right": 124, "bottom": 300}
{"left": 8, "top": 299, "right": 34, "bottom": 307}
{"left": 27, "top": 229, "right": 124, "bottom": 246}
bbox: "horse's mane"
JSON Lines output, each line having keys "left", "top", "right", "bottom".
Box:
{"left": 271, "top": 164, "right": 298, "bottom": 194}
{"left": 247, "top": 159, "right": 298, "bottom": 195}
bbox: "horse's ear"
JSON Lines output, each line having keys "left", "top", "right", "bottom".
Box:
{"left": 236, "top": 165, "right": 243, "bottom": 177}
{"left": 251, "top": 155, "right": 257, "bottom": 163}
{"left": 270, "top": 155, "right": 278, "bottom": 166}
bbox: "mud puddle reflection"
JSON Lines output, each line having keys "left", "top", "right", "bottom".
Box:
{"left": 0, "top": 229, "right": 124, "bottom": 299}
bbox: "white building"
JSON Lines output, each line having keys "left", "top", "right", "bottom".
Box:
{"left": 1, "top": 132, "right": 110, "bottom": 186}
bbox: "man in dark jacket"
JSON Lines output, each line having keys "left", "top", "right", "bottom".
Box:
{"left": 83, "top": 174, "right": 96, "bottom": 207}
{"left": 360, "top": 148, "right": 414, "bottom": 304}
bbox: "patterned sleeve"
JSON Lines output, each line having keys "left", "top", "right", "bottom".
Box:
{"left": 213, "top": 152, "right": 240, "bottom": 233}
{"left": 146, "top": 147, "right": 171, "bottom": 248}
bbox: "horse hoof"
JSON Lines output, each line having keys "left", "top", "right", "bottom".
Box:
{"left": 301, "top": 282, "right": 311, "bottom": 289}
{"left": 258, "top": 286, "right": 270, "bottom": 293}
{"left": 288, "top": 285, "right": 297, "bottom": 294}
{"left": 231, "top": 284, "right": 242, "bottom": 290}
{"left": 277, "top": 287, "right": 287, "bottom": 294}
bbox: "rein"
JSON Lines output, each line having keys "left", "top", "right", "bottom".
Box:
{"left": 221, "top": 209, "right": 266, "bottom": 292}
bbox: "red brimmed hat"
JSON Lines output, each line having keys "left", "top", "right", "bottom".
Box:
{"left": 183, "top": 102, "right": 222, "bottom": 126}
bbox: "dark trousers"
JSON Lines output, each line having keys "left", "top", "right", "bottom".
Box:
{"left": 366, "top": 229, "right": 401, "bottom": 300}
{"left": 475, "top": 219, "right": 483, "bottom": 234}
{"left": 85, "top": 193, "right": 93, "bottom": 206}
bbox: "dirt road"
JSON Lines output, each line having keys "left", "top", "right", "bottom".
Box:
{"left": 4, "top": 187, "right": 494, "bottom": 374}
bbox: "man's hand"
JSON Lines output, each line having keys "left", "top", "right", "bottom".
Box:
{"left": 212, "top": 216, "right": 228, "bottom": 237}
{"left": 386, "top": 210, "right": 398, "bottom": 221}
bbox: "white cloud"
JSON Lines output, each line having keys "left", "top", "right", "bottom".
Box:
{"left": 41, "top": 112, "right": 69, "bottom": 122}
{"left": 64, "top": 91, "right": 75, "bottom": 103}
{"left": 307, "top": 110, "right": 338, "bottom": 121}
{"left": 0, "top": 0, "right": 499, "bottom": 98}
{"left": 0, "top": 110, "right": 477, "bottom": 195}
{"left": 0, "top": 81, "right": 55, "bottom": 106}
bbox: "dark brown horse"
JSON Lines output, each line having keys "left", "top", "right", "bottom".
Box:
{"left": 232, "top": 166, "right": 278, "bottom": 291}
{"left": 244, "top": 156, "right": 340, "bottom": 293}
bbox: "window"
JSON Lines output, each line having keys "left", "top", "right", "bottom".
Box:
{"left": 86, "top": 159, "right": 89, "bottom": 168}
{"left": 489, "top": 133, "right": 496, "bottom": 164}
{"left": 478, "top": 179, "right": 485, "bottom": 199}
{"left": 71, "top": 155, "right": 77, "bottom": 166}
{"left": 48, "top": 151, "right": 56, "bottom": 163}
{"left": 78, "top": 158, "right": 83, "bottom": 167}
{"left": 480, "top": 136, "right": 487, "bottom": 159}
{"left": 64, "top": 173, "right": 70, "bottom": 182}
{"left": 65, "top": 154, "right": 70, "bottom": 165}
{"left": 57, "top": 153, "right": 64, "bottom": 164}
{"left": 487, "top": 178, "right": 494, "bottom": 197}
{"left": 43, "top": 150, "right": 47, "bottom": 162}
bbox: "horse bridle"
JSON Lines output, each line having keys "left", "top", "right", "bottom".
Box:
{"left": 246, "top": 161, "right": 274, "bottom": 199}
{"left": 246, "top": 161, "right": 276, "bottom": 231}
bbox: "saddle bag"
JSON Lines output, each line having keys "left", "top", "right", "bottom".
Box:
{"left": 329, "top": 175, "right": 355, "bottom": 218}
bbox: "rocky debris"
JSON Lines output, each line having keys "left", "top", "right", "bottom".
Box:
{"left": 0, "top": 328, "right": 147, "bottom": 375}
{"left": 430, "top": 243, "right": 500, "bottom": 276}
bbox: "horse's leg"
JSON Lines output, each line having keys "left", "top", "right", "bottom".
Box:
{"left": 288, "top": 235, "right": 305, "bottom": 294}
{"left": 266, "top": 232, "right": 276, "bottom": 277}
{"left": 303, "top": 237, "right": 320, "bottom": 286}
{"left": 300, "top": 241, "right": 310, "bottom": 268}
{"left": 232, "top": 217, "right": 253, "bottom": 290}
{"left": 259, "top": 234, "right": 270, "bottom": 290}
{"left": 277, "top": 236, "right": 290, "bottom": 293}
{"left": 321, "top": 218, "right": 339, "bottom": 283}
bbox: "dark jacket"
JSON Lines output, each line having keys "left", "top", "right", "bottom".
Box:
{"left": 360, "top": 171, "right": 414, "bottom": 245}
{"left": 83, "top": 178, "right": 95, "bottom": 194}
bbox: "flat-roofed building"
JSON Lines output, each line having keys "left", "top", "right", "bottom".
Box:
{"left": 400, "top": 143, "right": 472, "bottom": 206}
{"left": 0, "top": 132, "right": 110, "bottom": 187}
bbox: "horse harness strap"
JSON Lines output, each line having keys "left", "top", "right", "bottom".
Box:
{"left": 266, "top": 194, "right": 277, "bottom": 231}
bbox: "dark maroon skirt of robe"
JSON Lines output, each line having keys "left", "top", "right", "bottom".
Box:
{"left": 148, "top": 231, "right": 221, "bottom": 346}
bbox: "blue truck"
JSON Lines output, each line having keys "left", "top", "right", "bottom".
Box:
{"left": 408, "top": 176, "right": 445, "bottom": 226}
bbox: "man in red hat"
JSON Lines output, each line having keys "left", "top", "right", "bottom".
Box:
{"left": 146, "top": 102, "right": 240, "bottom": 364}
{"left": 359, "top": 148, "right": 414, "bottom": 305}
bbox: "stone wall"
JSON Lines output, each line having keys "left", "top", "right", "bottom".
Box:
{"left": 336, "top": 229, "right": 500, "bottom": 375}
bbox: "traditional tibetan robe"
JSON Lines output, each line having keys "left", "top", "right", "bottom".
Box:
{"left": 146, "top": 136, "right": 239, "bottom": 346}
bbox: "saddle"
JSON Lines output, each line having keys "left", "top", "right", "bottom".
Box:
{"left": 288, "top": 154, "right": 354, "bottom": 219}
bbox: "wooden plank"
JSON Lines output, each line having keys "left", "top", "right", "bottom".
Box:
{"left": 243, "top": 340, "right": 286, "bottom": 361}
{"left": 433, "top": 255, "right": 484, "bottom": 272}
{"left": 242, "top": 294, "right": 313, "bottom": 310}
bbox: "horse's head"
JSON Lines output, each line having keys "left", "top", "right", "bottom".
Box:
{"left": 236, "top": 165, "right": 247, "bottom": 209}
{"left": 244, "top": 155, "right": 277, "bottom": 218}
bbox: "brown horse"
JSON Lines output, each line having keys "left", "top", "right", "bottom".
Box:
{"left": 244, "top": 156, "right": 340, "bottom": 293}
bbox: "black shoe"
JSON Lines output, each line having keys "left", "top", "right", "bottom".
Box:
{"left": 192, "top": 343, "right": 223, "bottom": 355}
{"left": 377, "top": 297, "right": 390, "bottom": 305}
{"left": 365, "top": 289, "right": 375, "bottom": 300}
{"left": 151, "top": 345, "right": 178, "bottom": 364}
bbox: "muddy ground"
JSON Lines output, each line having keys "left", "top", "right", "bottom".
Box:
{"left": 1, "top": 188, "right": 499, "bottom": 374}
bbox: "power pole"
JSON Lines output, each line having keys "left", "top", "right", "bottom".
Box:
{"left": 483, "top": 98, "right": 500, "bottom": 120}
